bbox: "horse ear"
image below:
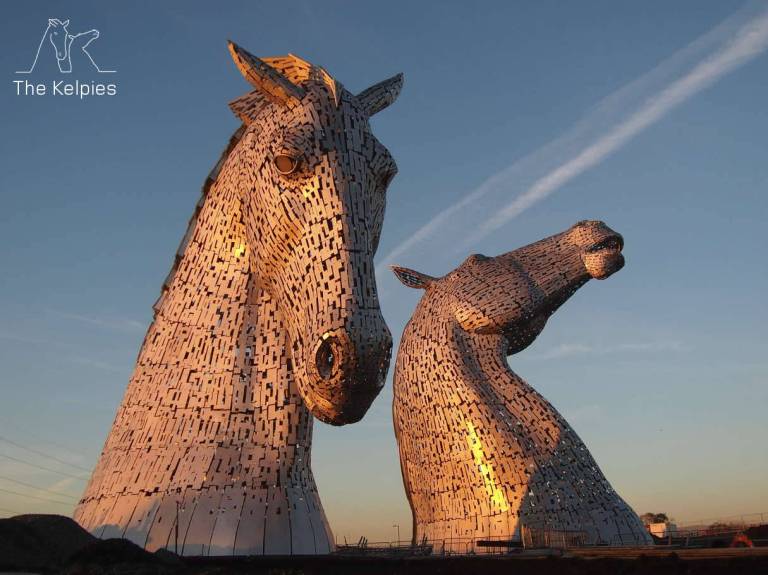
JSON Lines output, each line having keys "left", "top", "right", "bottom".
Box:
{"left": 48, "top": 18, "right": 57, "bottom": 26}
{"left": 229, "top": 90, "right": 271, "bottom": 125}
{"left": 61, "top": 19, "right": 69, "bottom": 27}
{"left": 391, "top": 265, "right": 434, "bottom": 290}
{"left": 356, "top": 73, "right": 403, "bottom": 117}
{"left": 228, "top": 40, "right": 305, "bottom": 106}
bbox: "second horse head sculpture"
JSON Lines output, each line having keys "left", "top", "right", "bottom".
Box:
{"left": 392, "top": 221, "right": 652, "bottom": 550}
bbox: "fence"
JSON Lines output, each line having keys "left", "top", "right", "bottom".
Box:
{"left": 336, "top": 513, "right": 768, "bottom": 557}
{"left": 337, "top": 528, "right": 605, "bottom": 556}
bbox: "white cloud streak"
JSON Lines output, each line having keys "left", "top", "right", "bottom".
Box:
{"left": 524, "top": 340, "right": 690, "bottom": 361}
{"left": 47, "top": 310, "right": 145, "bottom": 332}
{"left": 377, "top": 3, "right": 768, "bottom": 273}
{"left": 67, "top": 356, "right": 126, "bottom": 373}
{"left": 464, "top": 5, "right": 768, "bottom": 246}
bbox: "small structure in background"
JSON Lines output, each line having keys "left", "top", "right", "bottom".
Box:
{"left": 642, "top": 513, "right": 678, "bottom": 538}
{"left": 640, "top": 511, "right": 768, "bottom": 548}
{"left": 647, "top": 522, "right": 678, "bottom": 538}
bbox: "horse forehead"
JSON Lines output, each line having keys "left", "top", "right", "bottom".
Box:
{"left": 274, "top": 91, "right": 365, "bottom": 135}
{"left": 276, "top": 105, "right": 374, "bottom": 159}
{"left": 446, "top": 259, "right": 520, "bottom": 295}
{"left": 299, "top": 84, "right": 365, "bottom": 119}
{"left": 456, "top": 255, "right": 505, "bottom": 277}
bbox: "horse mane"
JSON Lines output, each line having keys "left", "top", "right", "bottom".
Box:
{"left": 151, "top": 124, "right": 246, "bottom": 315}
{"left": 229, "top": 54, "right": 341, "bottom": 124}
{"left": 262, "top": 54, "right": 341, "bottom": 101}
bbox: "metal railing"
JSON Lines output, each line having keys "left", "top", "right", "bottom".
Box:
{"left": 336, "top": 529, "right": 603, "bottom": 556}
{"left": 335, "top": 518, "right": 768, "bottom": 557}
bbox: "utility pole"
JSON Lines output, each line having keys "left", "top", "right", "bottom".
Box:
{"left": 393, "top": 523, "right": 400, "bottom": 546}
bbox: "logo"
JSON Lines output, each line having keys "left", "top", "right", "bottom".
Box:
{"left": 13, "top": 18, "right": 117, "bottom": 99}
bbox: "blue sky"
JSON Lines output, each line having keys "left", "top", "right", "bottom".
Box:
{"left": 1, "top": 1, "right": 766, "bottom": 541}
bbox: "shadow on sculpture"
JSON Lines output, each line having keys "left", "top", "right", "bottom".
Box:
{"left": 392, "top": 220, "right": 653, "bottom": 551}
{"left": 74, "top": 42, "right": 403, "bottom": 555}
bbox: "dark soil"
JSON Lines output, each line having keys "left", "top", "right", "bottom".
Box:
{"left": 3, "top": 515, "right": 767, "bottom": 575}
{"left": 0, "top": 513, "right": 95, "bottom": 571}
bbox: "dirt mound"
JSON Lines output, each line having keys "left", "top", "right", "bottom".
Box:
{"left": 0, "top": 514, "right": 96, "bottom": 571}
{"left": 0, "top": 517, "right": 50, "bottom": 571}
{"left": 61, "top": 538, "right": 182, "bottom": 574}
{"left": 16, "top": 513, "right": 95, "bottom": 555}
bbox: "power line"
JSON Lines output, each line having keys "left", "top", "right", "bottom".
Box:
{"left": 0, "top": 453, "right": 88, "bottom": 481}
{"left": 0, "top": 475, "right": 79, "bottom": 501}
{"left": 0, "top": 425, "right": 88, "bottom": 459}
{"left": 0, "top": 435, "right": 91, "bottom": 472}
{"left": 0, "top": 487, "right": 73, "bottom": 507}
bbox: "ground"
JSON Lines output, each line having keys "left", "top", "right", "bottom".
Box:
{"left": 2, "top": 515, "right": 767, "bottom": 574}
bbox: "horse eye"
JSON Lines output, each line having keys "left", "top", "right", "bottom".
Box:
{"left": 274, "top": 154, "right": 299, "bottom": 175}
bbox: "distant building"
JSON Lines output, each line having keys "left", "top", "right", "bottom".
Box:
{"left": 648, "top": 522, "right": 678, "bottom": 538}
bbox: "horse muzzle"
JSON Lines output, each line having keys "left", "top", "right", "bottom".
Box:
{"left": 303, "top": 322, "right": 392, "bottom": 425}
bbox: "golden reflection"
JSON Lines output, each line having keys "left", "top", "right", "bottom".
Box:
{"left": 465, "top": 420, "right": 510, "bottom": 512}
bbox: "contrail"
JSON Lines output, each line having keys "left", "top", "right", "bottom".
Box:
{"left": 463, "top": 5, "right": 768, "bottom": 247}
{"left": 377, "top": 3, "right": 768, "bottom": 273}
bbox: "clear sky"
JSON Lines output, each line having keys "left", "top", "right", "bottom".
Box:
{"left": 1, "top": 1, "right": 766, "bottom": 542}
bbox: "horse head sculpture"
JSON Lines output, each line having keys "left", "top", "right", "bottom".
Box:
{"left": 74, "top": 45, "right": 402, "bottom": 555}
{"left": 391, "top": 221, "right": 650, "bottom": 549}
{"left": 394, "top": 220, "right": 624, "bottom": 353}
{"left": 228, "top": 42, "right": 399, "bottom": 424}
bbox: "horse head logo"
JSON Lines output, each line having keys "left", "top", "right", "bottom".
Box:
{"left": 16, "top": 18, "right": 115, "bottom": 74}
{"left": 47, "top": 19, "right": 70, "bottom": 65}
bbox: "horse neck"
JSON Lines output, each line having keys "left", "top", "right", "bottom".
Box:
{"left": 455, "top": 327, "right": 567, "bottom": 437}
{"left": 399, "top": 296, "right": 564, "bottom": 455}
{"left": 396, "top": 298, "right": 567, "bottom": 535}
{"left": 396, "top": 302, "right": 522, "bottom": 530}
{"left": 143, "top": 127, "right": 312, "bottom": 449}
{"left": 401, "top": 297, "right": 510, "bottom": 390}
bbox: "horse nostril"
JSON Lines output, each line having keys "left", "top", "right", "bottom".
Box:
{"left": 315, "top": 337, "right": 337, "bottom": 381}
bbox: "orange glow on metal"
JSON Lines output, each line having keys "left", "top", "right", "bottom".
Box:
{"left": 465, "top": 420, "right": 510, "bottom": 512}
